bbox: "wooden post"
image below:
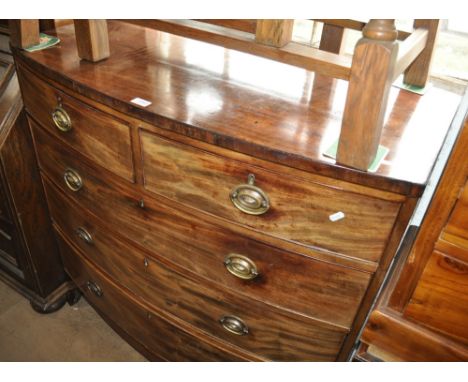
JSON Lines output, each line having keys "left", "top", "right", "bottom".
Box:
{"left": 403, "top": 19, "right": 439, "bottom": 88}
{"left": 319, "top": 23, "right": 345, "bottom": 54}
{"left": 73, "top": 20, "right": 110, "bottom": 62}
{"left": 255, "top": 20, "right": 294, "bottom": 48}
{"left": 8, "top": 20, "right": 40, "bottom": 49}
{"left": 39, "top": 19, "right": 56, "bottom": 32}
{"left": 336, "top": 19, "right": 399, "bottom": 171}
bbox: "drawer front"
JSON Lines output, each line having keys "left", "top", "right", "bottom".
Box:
{"left": 38, "top": 125, "right": 371, "bottom": 329}
{"left": 140, "top": 131, "right": 400, "bottom": 262}
{"left": 53, "top": 219, "right": 346, "bottom": 361}
{"left": 404, "top": 250, "right": 468, "bottom": 345}
{"left": 18, "top": 67, "right": 134, "bottom": 182}
{"left": 55, "top": 233, "right": 253, "bottom": 361}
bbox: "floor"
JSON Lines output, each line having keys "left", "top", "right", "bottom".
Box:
{"left": 0, "top": 280, "right": 146, "bottom": 361}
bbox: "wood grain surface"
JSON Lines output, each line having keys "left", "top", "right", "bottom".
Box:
{"left": 14, "top": 21, "right": 462, "bottom": 194}
{"left": 52, "top": 209, "right": 347, "bottom": 361}
{"left": 404, "top": 251, "right": 468, "bottom": 345}
{"left": 141, "top": 130, "right": 401, "bottom": 262}
{"left": 56, "top": 232, "right": 259, "bottom": 361}
{"left": 361, "top": 310, "right": 468, "bottom": 361}
{"left": 73, "top": 20, "right": 110, "bottom": 62}
{"left": 38, "top": 122, "right": 371, "bottom": 329}
{"left": 18, "top": 65, "right": 134, "bottom": 182}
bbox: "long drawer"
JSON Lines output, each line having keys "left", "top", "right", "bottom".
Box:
{"left": 18, "top": 65, "right": 134, "bottom": 182}
{"left": 55, "top": 232, "right": 256, "bottom": 361}
{"left": 37, "top": 122, "right": 371, "bottom": 329}
{"left": 50, "top": 197, "right": 347, "bottom": 361}
{"left": 140, "top": 130, "right": 401, "bottom": 262}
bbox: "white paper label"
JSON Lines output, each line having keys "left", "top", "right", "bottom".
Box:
{"left": 329, "top": 211, "right": 345, "bottom": 222}
{"left": 130, "top": 97, "right": 152, "bottom": 107}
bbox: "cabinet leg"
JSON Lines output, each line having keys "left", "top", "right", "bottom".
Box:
{"left": 30, "top": 296, "right": 67, "bottom": 314}
{"left": 29, "top": 286, "right": 80, "bottom": 314}
{"left": 66, "top": 288, "right": 82, "bottom": 306}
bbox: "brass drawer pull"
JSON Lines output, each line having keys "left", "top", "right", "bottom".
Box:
{"left": 76, "top": 227, "right": 93, "bottom": 244}
{"left": 86, "top": 281, "right": 103, "bottom": 297}
{"left": 219, "top": 315, "right": 249, "bottom": 336}
{"left": 52, "top": 106, "right": 72, "bottom": 132}
{"left": 224, "top": 254, "right": 259, "bottom": 280}
{"left": 64, "top": 168, "right": 83, "bottom": 192}
{"left": 230, "top": 174, "right": 270, "bottom": 215}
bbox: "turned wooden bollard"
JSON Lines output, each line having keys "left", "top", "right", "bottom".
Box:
{"left": 337, "top": 19, "right": 399, "bottom": 171}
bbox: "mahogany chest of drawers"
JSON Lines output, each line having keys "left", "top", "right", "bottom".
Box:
{"left": 13, "top": 21, "right": 462, "bottom": 361}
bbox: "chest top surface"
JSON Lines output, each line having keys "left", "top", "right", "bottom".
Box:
{"left": 15, "top": 21, "right": 462, "bottom": 196}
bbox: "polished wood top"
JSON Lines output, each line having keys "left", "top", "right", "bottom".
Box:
{"left": 15, "top": 21, "right": 462, "bottom": 195}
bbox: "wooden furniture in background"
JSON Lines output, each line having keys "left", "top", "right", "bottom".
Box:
{"left": 12, "top": 20, "right": 462, "bottom": 360}
{"left": 357, "top": 92, "right": 468, "bottom": 361}
{"left": 0, "top": 28, "right": 76, "bottom": 313}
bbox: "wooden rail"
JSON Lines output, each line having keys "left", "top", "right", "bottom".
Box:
{"left": 121, "top": 19, "right": 352, "bottom": 81}
{"left": 193, "top": 19, "right": 257, "bottom": 34}
{"left": 393, "top": 28, "right": 429, "bottom": 81}
{"left": 8, "top": 18, "right": 440, "bottom": 172}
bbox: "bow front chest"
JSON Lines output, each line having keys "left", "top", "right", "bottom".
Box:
{"left": 13, "top": 21, "right": 462, "bottom": 361}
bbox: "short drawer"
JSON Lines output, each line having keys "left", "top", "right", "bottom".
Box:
{"left": 140, "top": 131, "right": 401, "bottom": 262}
{"left": 39, "top": 126, "right": 371, "bottom": 329}
{"left": 54, "top": 221, "right": 347, "bottom": 361}
{"left": 56, "top": 233, "right": 254, "bottom": 361}
{"left": 18, "top": 67, "right": 134, "bottom": 182}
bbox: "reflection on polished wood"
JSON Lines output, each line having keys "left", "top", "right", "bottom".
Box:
{"left": 16, "top": 21, "right": 460, "bottom": 195}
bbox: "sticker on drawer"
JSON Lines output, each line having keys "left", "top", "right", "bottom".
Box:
{"left": 130, "top": 97, "right": 152, "bottom": 107}
{"left": 329, "top": 211, "right": 345, "bottom": 222}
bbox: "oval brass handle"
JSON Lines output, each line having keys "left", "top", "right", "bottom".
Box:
{"left": 63, "top": 168, "right": 83, "bottom": 192}
{"left": 52, "top": 106, "right": 72, "bottom": 132}
{"left": 86, "top": 281, "right": 103, "bottom": 297}
{"left": 224, "top": 254, "right": 259, "bottom": 280}
{"left": 219, "top": 315, "right": 249, "bottom": 336}
{"left": 230, "top": 174, "right": 270, "bottom": 215}
{"left": 76, "top": 227, "right": 93, "bottom": 244}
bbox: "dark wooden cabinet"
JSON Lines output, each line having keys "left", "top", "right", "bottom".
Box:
{"left": 0, "top": 32, "right": 75, "bottom": 313}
